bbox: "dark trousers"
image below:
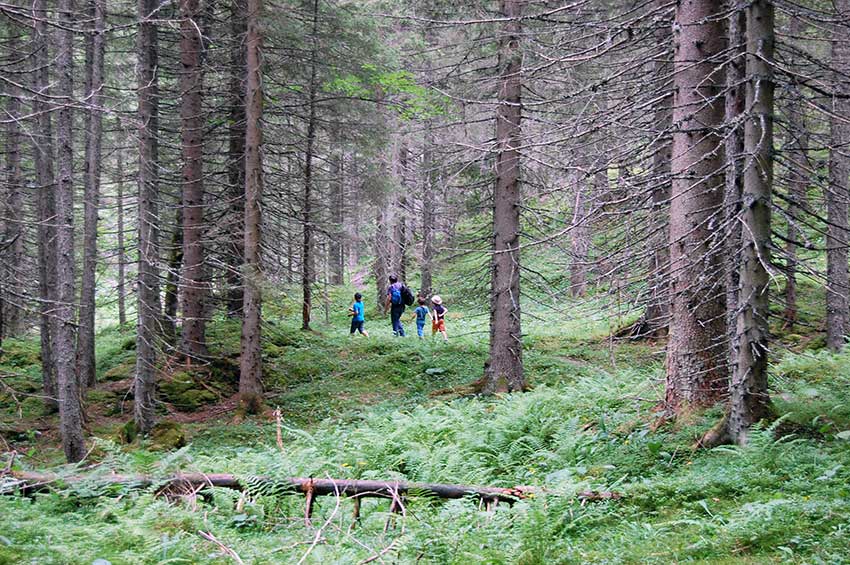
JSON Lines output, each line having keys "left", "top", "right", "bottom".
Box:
{"left": 390, "top": 304, "right": 406, "bottom": 337}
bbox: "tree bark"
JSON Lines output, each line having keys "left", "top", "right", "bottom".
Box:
{"left": 826, "top": 0, "right": 850, "bottom": 352}
{"left": 727, "top": 0, "right": 775, "bottom": 445}
{"left": 301, "top": 0, "right": 320, "bottom": 331}
{"left": 783, "top": 15, "right": 808, "bottom": 330}
{"left": 569, "top": 169, "right": 589, "bottom": 298}
{"left": 483, "top": 0, "right": 525, "bottom": 394}
{"left": 77, "top": 0, "right": 106, "bottom": 390}
{"left": 329, "top": 151, "right": 345, "bottom": 285}
{"left": 32, "top": 0, "right": 58, "bottom": 412}
{"left": 178, "top": 0, "right": 208, "bottom": 360}
{"left": 162, "top": 207, "right": 183, "bottom": 347}
{"left": 395, "top": 142, "right": 409, "bottom": 282}
{"left": 643, "top": 5, "right": 672, "bottom": 336}
{"left": 239, "top": 0, "right": 265, "bottom": 411}
{"left": 55, "top": 0, "right": 85, "bottom": 463}
{"left": 135, "top": 0, "right": 162, "bottom": 435}
{"left": 2, "top": 23, "right": 25, "bottom": 338}
{"left": 724, "top": 3, "right": 746, "bottom": 359}
{"left": 116, "top": 133, "right": 127, "bottom": 327}
{"left": 665, "top": 0, "right": 728, "bottom": 412}
{"left": 421, "top": 130, "right": 436, "bottom": 299}
{"left": 226, "top": 0, "right": 247, "bottom": 317}
{"left": 374, "top": 206, "right": 390, "bottom": 314}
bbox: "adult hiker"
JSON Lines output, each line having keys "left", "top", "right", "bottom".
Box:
{"left": 385, "top": 274, "right": 414, "bottom": 336}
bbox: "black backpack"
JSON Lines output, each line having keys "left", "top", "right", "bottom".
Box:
{"left": 401, "top": 285, "right": 415, "bottom": 307}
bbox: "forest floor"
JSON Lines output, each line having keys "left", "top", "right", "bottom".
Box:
{"left": 1, "top": 284, "right": 850, "bottom": 564}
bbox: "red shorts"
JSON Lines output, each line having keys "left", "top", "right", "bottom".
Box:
{"left": 432, "top": 319, "right": 446, "bottom": 333}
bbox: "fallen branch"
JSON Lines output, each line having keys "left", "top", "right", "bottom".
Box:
{"left": 3, "top": 471, "right": 620, "bottom": 504}
{"left": 198, "top": 530, "right": 245, "bottom": 565}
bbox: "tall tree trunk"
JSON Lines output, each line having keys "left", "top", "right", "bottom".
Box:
{"left": 664, "top": 0, "right": 728, "bottom": 413}
{"left": 329, "top": 151, "right": 345, "bottom": 285}
{"left": 301, "top": 0, "right": 319, "bottom": 331}
{"left": 162, "top": 208, "right": 183, "bottom": 347}
{"left": 77, "top": 0, "right": 106, "bottom": 390}
{"left": 374, "top": 206, "right": 390, "bottom": 314}
{"left": 239, "top": 0, "right": 265, "bottom": 411}
{"left": 569, "top": 169, "right": 589, "bottom": 298}
{"left": 55, "top": 0, "right": 85, "bottom": 462}
{"left": 116, "top": 135, "right": 127, "bottom": 327}
{"left": 226, "top": 0, "right": 247, "bottom": 317}
{"left": 483, "top": 0, "right": 525, "bottom": 394}
{"left": 421, "top": 131, "right": 435, "bottom": 298}
{"left": 643, "top": 6, "right": 672, "bottom": 335}
{"left": 783, "top": 14, "right": 808, "bottom": 330}
{"left": 135, "top": 0, "right": 162, "bottom": 435}
{"left": 395, "top": 142, "right": 409, "bottom": 282}
{"left": 727, "top": 0, "right": 775, "bottom": 444}
{"left": 179, "top": 0, "right": 208, "bottom": 360}
{"left": 32, "top": 0, "right": 58, "bottom": 412}
{"left": 826, "top": 0, "right": 850, "bottom": 352}
{"left": 725, "top": 3, "right": 746, "bottom": 359}
{"left": 2, "top": 24, "right": 25, "bottom": 337}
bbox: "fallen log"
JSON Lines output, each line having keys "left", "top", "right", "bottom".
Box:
{"left": 2, "top": 471, "right": 620, "bottom": 505}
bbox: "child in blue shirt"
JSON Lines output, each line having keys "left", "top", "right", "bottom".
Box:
{"left": 412, "top": 297, "right": 430, "bottom": 338}
{"left": 348, "top": 293, "right": 369, "bottom": 337}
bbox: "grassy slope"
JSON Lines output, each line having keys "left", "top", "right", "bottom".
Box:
{"left": 1, "top": 283, "right": 850, "bottom": 564}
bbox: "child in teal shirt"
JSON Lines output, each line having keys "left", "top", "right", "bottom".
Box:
{"left": 348, "top": 293, "right": 369, "bottom": 337}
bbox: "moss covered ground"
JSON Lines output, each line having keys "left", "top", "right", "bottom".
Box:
{"left": 1, "top": 282, "right": 849, "bottom": 564}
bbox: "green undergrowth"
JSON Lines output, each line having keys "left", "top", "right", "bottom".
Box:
{"left": 2, "top": 289, "right": 850, "bottom": 563}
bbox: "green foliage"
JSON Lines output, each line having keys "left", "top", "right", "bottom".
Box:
{"left": 324, "top": 63, "right": 450, "bottom": 120}
{"left": 0, "top": 338, "right": 40, "bottom": 368}
{"left": 2, "top": 285, "right": 850, "bottom": 563}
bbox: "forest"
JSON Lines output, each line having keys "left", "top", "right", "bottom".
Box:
{"left": 1, "top": 0, "right": 849, "bottom": 562}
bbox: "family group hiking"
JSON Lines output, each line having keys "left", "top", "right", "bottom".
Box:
{"left": 348, "top": 275, "right": 448, "bottom": 341}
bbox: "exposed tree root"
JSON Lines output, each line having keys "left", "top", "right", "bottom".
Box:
{"left": 694, "top": 414, "right": 731, "bottom": 449}
{"left": 612, "top": 316, "right": 668, "bottom": 341}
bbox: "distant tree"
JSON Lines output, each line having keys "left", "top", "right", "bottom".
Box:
{"left": 641, "top": 1, "right": 672, "bottom": 336}
{"left": 301, "top": 0, "right": 320, "bottom": 331}
{"left": 781, "top": 15, "right": 809, "bottom": 330}
{"left": 826, "top": 0, "right": 850, "bottom": 352}
{"left": 55, "top": 0, "right": 85, "bottom": 462}
{"left": 225, "top": 0, "right": 247, "bottom": 317}
{"left": 32, "top": 0, "right": 58, "bottom": 412}
{"left": 1, "top": 13, "right": 25, "bottom": 340}
{"left": 77, "top": 0, "right": 107, "bottom": 390}
{"left": 115, "top": 132, "right": 128, "bottom": 328}
{"left": 420, "top": 127, "right": 436, "bottom": 299}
